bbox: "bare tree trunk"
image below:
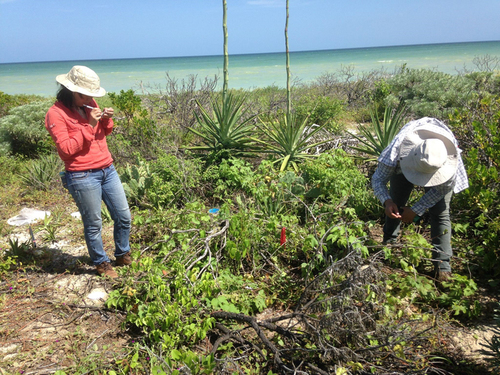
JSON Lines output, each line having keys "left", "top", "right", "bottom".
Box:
{"left": 222, "top": 0, "right": 228, "bottom": 100}
{"left": 285, "top": 0, "right": 291, "bottom": 115}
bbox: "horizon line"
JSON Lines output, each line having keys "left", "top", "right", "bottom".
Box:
{"left": 1, "top": 40, "right": 499, "bottom": 66}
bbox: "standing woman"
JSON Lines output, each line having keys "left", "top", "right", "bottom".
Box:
{"left": 45, "top": 66, "right": 131, "bottom": 278}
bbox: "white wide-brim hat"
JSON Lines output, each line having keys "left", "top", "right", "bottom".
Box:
{"left": 56, "top": 65, "right": 106, "bottom": 97}
{"left": 399, "top": 125, "right": 458, "bottom": 187}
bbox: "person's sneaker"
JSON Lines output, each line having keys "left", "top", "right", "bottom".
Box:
{"left": 436, "top": 270, "right": 452, "bottom": 282}
{"left": 382, "top": 237, "right": 398, "bottom": 245}
{"left": 96, "top": 261, "right": 118, "bottom": 278}
{"left": 115, "top": 252, "right": 132, "bottom": 267}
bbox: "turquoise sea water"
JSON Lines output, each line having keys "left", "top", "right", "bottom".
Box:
{"left": 1, "top": 41, "right": 499, "bottom": 97}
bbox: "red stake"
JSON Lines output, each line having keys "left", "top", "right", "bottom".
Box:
{"left": 280, "top": 227, "right": 286, "bottom": 249}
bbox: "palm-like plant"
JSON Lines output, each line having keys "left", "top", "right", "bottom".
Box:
{"left": 188, "top": 1, "right": 257, "bottom": 161}
{"left": 259, "top": 113, "right": 332, "bottom": 172}
{"left": 258, "top": 0, "right": 335, "bottom": 172}
{"left": 189, "top": 93, "right": 257, "bottom": 157}
{"left": 349, "top": 102, "right": 407, "bottom": 160}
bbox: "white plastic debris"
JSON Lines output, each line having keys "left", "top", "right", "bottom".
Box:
{"left": 71, "top": 212, "right": 81, "bottom": 220}
{"left": 87, "top": 288, "right": 107, "bottom": 301}
{"left": 7, "top": 208, "right": 51, "bottom": 226}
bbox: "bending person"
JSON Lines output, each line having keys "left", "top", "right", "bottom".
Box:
{"left": 45, "top": 65, "right": 131, "bottom": 278}
{"left": 372, "top": 117, "right": 468, "bottom": 281}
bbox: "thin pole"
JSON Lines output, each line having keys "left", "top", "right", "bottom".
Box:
{"left": 223, "top": 0, "right": 228, "bottom": 100}
{"left": 285, "top": 0, "right": 291, "bottom": 115}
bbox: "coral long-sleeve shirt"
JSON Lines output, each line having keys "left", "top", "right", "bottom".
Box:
{"left": 45, "top": 100, "right": 114, "bottom": 171}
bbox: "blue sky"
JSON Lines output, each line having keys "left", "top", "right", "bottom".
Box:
{"left": 0, "top": 0, "right": 499, "bottom": 64}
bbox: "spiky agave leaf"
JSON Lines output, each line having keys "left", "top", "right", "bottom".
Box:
{"left": 349, "top": 102, "right": 407, "bottom": 160}
{"left": 188, "top": 93, "right": 258, "bottom": 157}
{"left": 259, "top": 112, "right": 334, "bottom": 171}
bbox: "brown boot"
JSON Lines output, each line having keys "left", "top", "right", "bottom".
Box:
{"left": 436, "top": 270, "right": 452, "bottom": 282}
{"left": 116, "top": 252, "right": 132, "bottom": 267}
{"left": 96, "top": 261, "right": 118, "bottom": 278}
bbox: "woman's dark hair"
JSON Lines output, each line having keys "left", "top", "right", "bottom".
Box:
{"left": 56, "top": 85, "right": 74, "bottom": 109}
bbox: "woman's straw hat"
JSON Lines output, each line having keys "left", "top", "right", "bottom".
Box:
{"left": 399, "top": 125, "right": 458, "bottom": 187}
{"left": 56, "top": 66, "right": 106, "bottom": 97}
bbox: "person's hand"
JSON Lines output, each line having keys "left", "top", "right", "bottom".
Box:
{"left": 384, "top": 199, "right": 401, "bottom": 219}
{"left": 89, "top": 107, "right": 101, "bottom": 127}
{"left": 400, "top": 206, "right": 417, "bottom": 224}
{"left": 100, "top": 107, "right": 114, "bottom": 119}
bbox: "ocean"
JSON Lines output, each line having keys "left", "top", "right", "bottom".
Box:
{"left": 1, "top": 41, "right": 499, "bottom": 97}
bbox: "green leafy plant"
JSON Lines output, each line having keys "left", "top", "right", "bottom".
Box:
{"left": 108, "top": 89, "right": 146, "bottom": 126}
{"left": 120, "top": 159, "right": 154, "bottom": 208}
{"left": 38, "top": 213, "right": 60, "bottom": 243}
{"left": 20, "top": 153, "right": 63, "bottom": 191}
{"left": 449, "top": 97, "right": 500, "bottom": 275}
{"left": 6, "top": 237, "right": 34, "bottom": 263}
{"left": 386, "top": 67, "right": 474, "bottom": 118}
{"left": 294, "top": 94, "right": 344, "bottom": 128}
{"left": 348, "top": 102, "right": 407, "bottom": 160}
{"left": 0, "top": 100, "right": 53, "bottom": 157}
{"left": 0, "top": 91, "right": 47, "bottom": 118}
{"left": 0, "top": 254, "right": 16, "bottom": 276}
{"left": 258, "top": 112, "right": 332, "bottom": 172}
{"left": 301, "top": 149, "right": 380, "bottom": 220}
{"left": 189, "top": 93, "right": 257, "bottom": 161}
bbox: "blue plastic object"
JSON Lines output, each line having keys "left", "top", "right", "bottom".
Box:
{"left": 208, "top": 208, "right": 220, "bottom": 214}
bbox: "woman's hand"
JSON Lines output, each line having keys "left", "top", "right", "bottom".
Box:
{"left": 89, "top": 108, "right": 101, "bottom": 127}
{"left": 101, "top": 107, "right": 114, "bottom": 119}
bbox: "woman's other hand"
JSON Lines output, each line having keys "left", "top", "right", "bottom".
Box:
{"left": 101, "top": 107, "right": 114, "bottom": 119}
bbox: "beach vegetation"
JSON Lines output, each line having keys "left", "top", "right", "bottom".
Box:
{"left": 3, "top": 61, "right": 500, "bottom": 374}
{"left": 258, "top": 112, "right": 332, "bottom": 171}
{"left": 189, "top": 92, "right": 258, "bottom": 163}
{"left": 21, "top": 153, "right": 64, "bottom": 191}
{"left": 385, "top": 67, "right": 475, "bottom": 118}
{"left": 348, "top": 102, "right": 408, "bottom": 160}
{"left": 0, "top": 99, "right": 53, "bottom": 157}
{"left": 0, "top": 91, "right": 47, "bottom": 118}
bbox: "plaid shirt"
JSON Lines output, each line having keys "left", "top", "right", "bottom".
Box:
{"left": 372, "top": 117, "right": 469, "bottom": 216}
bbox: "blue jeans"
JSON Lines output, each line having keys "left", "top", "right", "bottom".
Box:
{"left": 383, "top": 173, "right": 453, "bottom": 272}
{"left": 66, "top": 164, "right": 131, "bottom": 266}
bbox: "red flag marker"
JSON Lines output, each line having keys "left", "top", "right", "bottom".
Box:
{"left": 280, "top": 227, "right": 286, "bottom": 249}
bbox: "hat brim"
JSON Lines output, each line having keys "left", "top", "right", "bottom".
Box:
{"left": 56, "top": 74, "right": 106, "bottom": 97}
{"left": 399, "top": 127, "right": 458, "bottom": 187}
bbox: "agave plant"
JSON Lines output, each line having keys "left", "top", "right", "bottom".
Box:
{"left": 349, "top": 102, "right": 406, "bottom": 160}
{"left": 188, "top": 93, "right": 257, "bottom": 159}
{"left": 348, "top": 102, "right": 407, "bottom": 160}
{"left": 259, "top": 112, "right": 333, "bottom": 172}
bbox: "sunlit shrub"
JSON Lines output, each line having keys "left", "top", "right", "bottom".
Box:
{"left": 0, "top": 100, "right": 54, "bottom": 157}
{"left": 386, "top": 68, "right": 474, "bottom": 118}
{"left": 301, "top": 149, "right": 380, "bottom": 220}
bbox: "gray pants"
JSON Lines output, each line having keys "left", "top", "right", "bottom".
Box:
{"left": 383, "top": 173, "right": 453, "bottom": 272}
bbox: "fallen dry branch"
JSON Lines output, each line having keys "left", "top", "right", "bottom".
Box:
{"left": 208, "top": 249, "right": 451, "bottom": 374}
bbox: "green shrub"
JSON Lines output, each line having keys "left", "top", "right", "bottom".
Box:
{"left": 107, "top": 90, "right": 166, "bottom": 162}
{"left": 0, "top": 100, "right": 54, "bottom": 157}
{"left": 386, "top": 68, "right": 474, "bottom": 118}
{"left": 120, "top": 159, "right": 154, "bottom": 208}
{"left": 450, "top": 97, "right": 500, "bottom": 275}
{"left": 301, "top": 149, "right": 380, "bottom": 220}
{"left": 0, "top": 91, "right": 47, "bottom": 118}
{"left": 294, "top": 94, "right": 344, "bottom": 128}
{"left": 212, "top": 157, "right": 257, "bottom": 198}
{"left": 20, "top": 153, "right": 63, "bottom": 191}
{"left": 148, "top": 153, "right": 211, "bottom": 207}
